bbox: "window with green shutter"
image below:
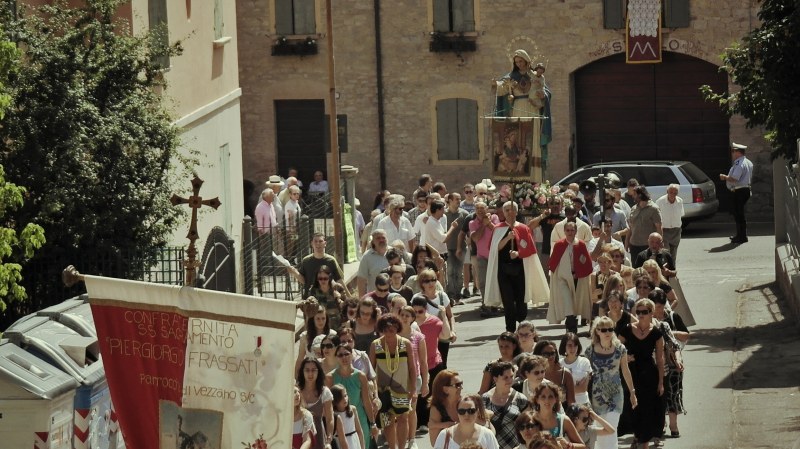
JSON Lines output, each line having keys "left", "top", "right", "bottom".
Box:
{"left": 602, "top": 0, "right": 625, "bottom": 29}
{"left": 275, "top": 0, "right": 316, "bottom": 35}
{"left": 433, "top": 0, "right": 475, "bottom": 33}
{"left": 663, "top": 0, "right": 690, "bottom": 28}
{"left": 436, "top": 98, "right": 479, "bottom": 161}
{"left": 214, "top": 0, "right": 224, "bottom": 40}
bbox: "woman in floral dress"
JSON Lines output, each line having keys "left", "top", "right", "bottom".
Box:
{"left": 584, "top": 316, "right": 637, "bottom": 449}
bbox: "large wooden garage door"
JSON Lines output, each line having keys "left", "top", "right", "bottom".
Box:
{"left": 575, "top": 52, "right": 729, "bottom": 190}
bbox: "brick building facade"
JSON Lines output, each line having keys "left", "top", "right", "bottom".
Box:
{"left": 237, "top": 0, "right": 772, "bottom": 217}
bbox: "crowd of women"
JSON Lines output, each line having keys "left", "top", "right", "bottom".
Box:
{"left": 290, "top": 177, "right": 691, "bottom": 449}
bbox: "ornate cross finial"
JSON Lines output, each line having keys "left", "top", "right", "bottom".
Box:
{"left": 170, "top": 174, "right": 221, "bottom": 286}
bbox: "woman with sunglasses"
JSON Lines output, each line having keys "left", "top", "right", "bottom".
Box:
{"left": 641, "top": 260, "right": 697, "bottom": 328}
{"left": 514, "top": 410, "right": 544, "bottom": 449}
{"left": 648, "top": 290, "right": 687, "bottom": 440}
{"left": 605, "top": 246, "right": 633, "bottom": 289}
{"left": 533, "top": 340, "right": 575, "bottom": 407}
{"left": 398, "top": 305, "right": 429, "bottom": 446}
{"left": 353, "top": 297, "right": 380, "bottom": 352}
{"left": 641, "top": 260, "right": 678, "bottom": 307}
{"left": 434, "top": 396, "right": 500, "bottom": 449}
{"left": 585, "top": 316, "right": 636, "bottom": 449}
{"left": 369, "top": 314, "right": 417, "bottom": 449}
{"left": 319, "top": 335, "right": 340, "bottom": 375}
{"left": 297, "top": 307, "right": 337, "bottom": 374}
{"left": 566, "top": 404, "right": 616, "bottom": 449}
{"left": 309, "top": 265, "right": 344, "bottom": 331}
{"left": 327, "top": 344, "right": 377, "bottom": 446}
{"left": 617, "top": 299, "right": 664, "bottom": 449}
{"left": 530, "top": 382, "right": 585, "bottom": 448}
{"left": 428, "top": 370, "right": 463, "bottom": 445}
{"left": 297, "top": 357, "right": 335, "bottom": 449}
{"left": 482, "top": 361, "right": 530, "bottom": 449}
{"left": 412, "top": 268, "right": 457, "bottom": 366}
{"left": 478, "top": 332, "right": 522, "bottom": 394}
{"left": 514, "top": 355, "right": 548, "bottom": 401}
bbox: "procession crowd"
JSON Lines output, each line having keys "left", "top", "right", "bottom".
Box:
{"left": 286, "top": 173, "right": 694, "bottom": 449}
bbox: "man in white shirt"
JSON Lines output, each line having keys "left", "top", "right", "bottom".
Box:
{"left": 421, "top": 199, "right": 458, "bottom": 255}
{"left": 414, "top": 193, "right": 444, "bottom": 246}
{"left": 377, "top": 197, "right": 416, "bottom": 251}
{"left": 655, "top": 183, "right": 685, "bottom": 262}
{"left": 551, "top": 206, "right": 592, "bottom": 249}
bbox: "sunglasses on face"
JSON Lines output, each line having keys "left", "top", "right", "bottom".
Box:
{"left": 581, "top": 416, "right": 591, "bottom": 423}
{"left": 321, "top": 343, "right": 335, "bottom": 349}
{"left": 336, "top": 352, "right": 351, "bottom": 358}
{"left": 518, "top": 423, "right": 540, "bottom": 431}
{"left": 414, "top": 309, "right": 426, "bottom": 315}
{"left": 457, "top": 407, "right": 477, "bottom": 416}
{"left": 376, "top": 287, "right": 389, "bottom": 293}
{"left": 541, "top": 351, "right": 556, "bottom": 357}
{"left": 449, "top": 381, "right": 464, "bottom": 389}
{"left": 421, "top": 279, "right": 436, "bottom": 284}
{"left": 318, "top": 276, "right": 330, "bottom": 281}
{"left": 598, "top": 328, "right": 615, "bottom": 333}
{"left": 464, "top": 190, "right": 474, "bottom": 194}
{"left": 635, "top": 309, "right": 651, "bottom": 316}
{"left": 531, "top": 369, "right": 546, "bottom": 376}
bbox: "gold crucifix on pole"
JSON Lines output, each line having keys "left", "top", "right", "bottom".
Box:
{"left": 170, "top": 174, "right": 221, "bottom": 286}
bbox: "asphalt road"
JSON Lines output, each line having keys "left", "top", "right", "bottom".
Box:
{"left": 409, "top": 219, "right": 800, "bottom": 449}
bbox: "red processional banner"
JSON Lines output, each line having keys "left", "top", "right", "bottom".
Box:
{"left": 86, "top": 276, "right": 297, "bottom": 449}
{"left": 626, "top": 0, "right": 662, "bottom": 63}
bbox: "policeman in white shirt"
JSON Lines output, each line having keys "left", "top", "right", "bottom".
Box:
{"left": 719, "top": 142, "right": 754, "bottom": 244}
{"left": 655, "top": 184, "right": 685, "bottom": 262}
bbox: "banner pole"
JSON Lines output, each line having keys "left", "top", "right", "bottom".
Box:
{"left": 325, "top": 0, "right": 344, "bottom": 264}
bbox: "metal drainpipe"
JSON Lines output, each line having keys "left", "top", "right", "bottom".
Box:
{"left": 373, "top": 0, "right": 387, "bottom": 190}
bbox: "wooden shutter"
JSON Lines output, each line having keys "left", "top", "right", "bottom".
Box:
{"left": 294, "top": 0, "right": 316, "bottom": 35}
{"left": 148, "top": 0, "right": 170, "bottom": 68}
{"left": 457, "top": 99, "right": 479, "bottom": 160}
{"left": 437, "top": 99, "right": 459, "bottom": 160}
{"left": 452, "top": 0, "right": 475, "bottom": 32}
{"left": 214, "top": 0, "right": 224, "bottom": 39}
{"left": 664, "top": 0, "right": 690, "bottom": 28}
{"left": 433, "top": 0, "right": 451, "bottom": 32}
{"left": 275, "top": 0, "right": 294, "bottom": 35}
{"left": 603, "top": 0, "right": 625, "bottom": 29}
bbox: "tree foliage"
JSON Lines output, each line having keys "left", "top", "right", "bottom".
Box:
{"left": 0, "top": 0, "right": 189, "bottom": 324}
{"left": 0, "top": 29, "right": 45, "bottom": 314}
{"left": 701, "top": 0, "right": 800, "bottom": 161}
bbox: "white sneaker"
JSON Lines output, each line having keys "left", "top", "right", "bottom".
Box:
{"left": 407, "top": 440, "right": 418, "bottom": 449}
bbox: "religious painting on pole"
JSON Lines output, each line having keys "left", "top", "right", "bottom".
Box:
{"left": 626, "top": 0, "right": 662, "bottom": 63}
{"left": 86, "top": 277, "right": 297, "bottom": 449}
{"left": 490, "top": 118, "right": 537, "bottom": 181}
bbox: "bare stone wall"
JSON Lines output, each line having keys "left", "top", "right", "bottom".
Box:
{"left": 237, "top": 0, "right": 771, "bottom": 217}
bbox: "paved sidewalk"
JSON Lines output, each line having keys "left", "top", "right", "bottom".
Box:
{"left": 730, "top": 280, "right": 800, "bottom": 449}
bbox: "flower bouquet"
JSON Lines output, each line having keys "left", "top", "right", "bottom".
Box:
{"left": 514, "top": 181, "right": 562, "bottom": 214}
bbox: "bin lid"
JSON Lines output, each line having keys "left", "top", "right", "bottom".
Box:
{"left": 0, "top": 340, "right": 79, "bottom": 399}
{"left": 4, "top": 319, "right": 105, "bottom": 385}
{"left": 35, "top": 295, "right": 96, "bottom": 338}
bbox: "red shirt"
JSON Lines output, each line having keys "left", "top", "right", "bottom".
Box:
{"left": 417, "top": 315, "right": 443, "bottom": 369}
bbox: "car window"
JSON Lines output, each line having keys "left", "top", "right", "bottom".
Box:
{"left": 640, "top": 167, "right": 679, "bottom": 186}
{"left": 602, "top": 167, "right": 641, "bottom": 187}
{"left": 679, "top": 163, "right": 711, "bottom": 184}
{"left": 559, "top": 168, "right": 602, "bottom": 186}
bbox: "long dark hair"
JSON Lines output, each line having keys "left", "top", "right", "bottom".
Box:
{"left": 330, "top": 384, "right": 353, "bottom": 417}
{"left": 305, "top": 307, "right": 330, "bottom": 350}
{"left": 296, "top": 357, "right": 325, "bottom": 396}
